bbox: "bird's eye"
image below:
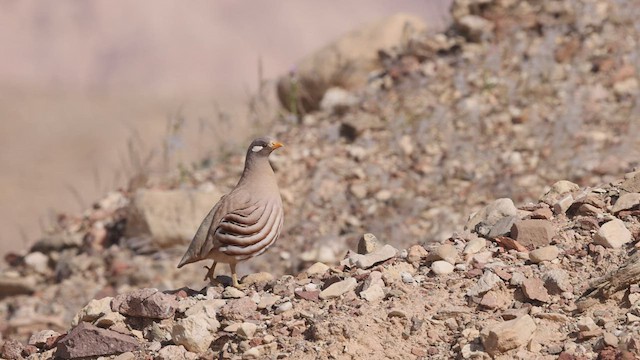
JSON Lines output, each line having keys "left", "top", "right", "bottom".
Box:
{"left": 251, "top": 145, "right": 264, "bottom": 152}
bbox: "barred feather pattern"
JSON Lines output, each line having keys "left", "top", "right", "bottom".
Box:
{"left": 215, "top": 196, "right": 284, "bottom": 261}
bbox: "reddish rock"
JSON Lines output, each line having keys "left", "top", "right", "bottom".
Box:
{"left": 295, "top": 289, "right": 320, "bottom": 301}
{"left": 111, "top": 288, "right": 177, "bottom": 319}
{"left": 521, "top": 278, "right": 550, "bottom": 303}
{"left": 511, "top": 220, "right": 555, "bottom": 249}
{"left": 219, "top": 297, "right": 258, "bottom": 320}
{"left": 494, "top": 236, "right": 529, "bottom": 252}
{"left": 55, "top": 323, "right": 139, "bottom": 359}
{"left": 1, "top": 339, "right": 24, "bottom": 360}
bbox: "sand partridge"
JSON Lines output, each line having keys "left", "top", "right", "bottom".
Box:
{"left": 178, "top": 137, "right": 284, "bottom": 287}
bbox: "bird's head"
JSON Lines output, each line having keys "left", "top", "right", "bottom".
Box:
{"left": 248, "top": 137, "right": 284, "bottom": 157}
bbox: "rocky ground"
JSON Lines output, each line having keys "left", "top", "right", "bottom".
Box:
{"left": 2, "top": 0, "right": 640, "bottom": 359}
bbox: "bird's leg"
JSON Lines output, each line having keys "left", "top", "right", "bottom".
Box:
{"left": 230, "top": 263, "right": 245, "bottom": 289}
{"left": 203, "top": 261, "right": 218, "bottom": 283}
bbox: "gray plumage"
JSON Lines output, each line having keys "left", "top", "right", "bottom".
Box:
{"left": 177, "top": 137, "right": 284, "bottom": 287}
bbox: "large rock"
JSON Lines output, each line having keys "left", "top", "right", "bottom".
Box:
{"left": 126, "top": 188, "right": 223, "bottom": 247}
{"left": 111, "top": 288, "right": 178, "bottom": 319}
{"left": 611, "top": 193, "right": 640, "bottom": 214}
{"left": 319, "top": 277, "right": 358, "bottom": 300}
{"left": 55, "top": 323, "right": 139, "bottom": 359}
{"left": 540, "top": 180, "right": 580, "bottom": 205}
{"left": 593, "top": 219, "right": 632, "bottom": 249}
{"left": 481, "top": 315, "right": 537, "bottom": 356}
{"left": 276, "top": 13, "right": 427, "bottom": 112}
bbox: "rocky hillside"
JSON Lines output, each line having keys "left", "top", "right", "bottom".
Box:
{"left": 2, "top": 0, "right": 640, "bottom": 359}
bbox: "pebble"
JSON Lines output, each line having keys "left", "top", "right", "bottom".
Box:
{"left": 351, "top": 244, "right": 397, "bottom": 269}
{"left": 431, "top": 260, "right": 454, "bottom": 275}
{"left": 360, "top": 284, "right": 385, "bottom": 302}
{"left": 237, "top": 322, "right": 258, "bottom": 338}
{"left": 521, "top": 278, "right": 550, "bottom": 303}
{"left": 593, "top": 219, "right": 631, "bottom": 248}
{"left": 463, "top": 238, "right": 486, "bottom": 255}
{"left": 223, "top": 287, "right": 246, "bottom": 299}
{"left": 467, "top": 270, "right": 502, "bottom": 296}
{"left": 406, "top": 245, "right": 428, "bottom": 264}
{"left": 481, "top": 315, "right": 537, "bottom": 356}
{"left": 357, "top": 233, "right": 385, "bottom": 254}
{"left": 431, "top": 244, "right": 459, "bottom": 264}
{"left": 275, "top": 301, "right": 293, "bottom": 314}
{"left": 305, "top": 262, "right": 330, "bottom": 276}
{"left": 24, "top": 251, "right": 49, "bottom": 274}
{"left": 319, "top": 277, "right": 357, "bottom": 300}
{"left": 529, "top": 246, "right": 559, "bottom": 263}
{"left": 401, "top": 272, "right": 415, "bottom": 284}
{"left": 511, "top": 220, "right": 555, "bottom": 248}
{"left": 603, "top": 332, "right": 618, "bottom": 347}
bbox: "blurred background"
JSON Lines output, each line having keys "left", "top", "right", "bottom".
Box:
{"left": 0, "top": 1, "right": 451, "bottom": 257}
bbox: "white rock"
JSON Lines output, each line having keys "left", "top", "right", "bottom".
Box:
{"left": 360, "top": 284, "right": 385, "bottom": 302}
{"left": 593, "top": 219, "right": 631, "bottom": 248}
{"left": 72, "top": 297, "right": 113, "bottom": 325}
{"left": 275, "top": 301, "right": 293, "bottom": 314}
{"left": 172, "top": 316, "right": 219, "bottom": 353}
{"left": 463, "top": 238, "right": 486, "bottom": 255}
{"left": 467, "top": 271, "right": 502, "bottom": 296}
{"left": 24, "top": 252, "right": 49, "bottom": 274}
{"left": 222, "top": 287, "right": 246, "bottom": 299}
{"left": 431, "top": 260, "right": 454, "bottom": 275}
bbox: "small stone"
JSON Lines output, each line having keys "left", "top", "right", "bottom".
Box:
{"left": 531, "top": 207, "right": 553, "bottom": 219}
{"left": 481, "top": 315, "right": 537, "bottom": 356}
{"left": 357, "top": 233, "right": 385, "bottom": 254}
{"left": 24, "top": 251, "right": 49, "bottom": 274}
{"left": 553, "top": 195, "right": 574, "bottom": 214}
{"left": 172, "top": 316, "right": 218, "bottom": 353}
{"left": 295, "top": 289, "right": 320, "bottom": 301}
{"left": 360, "top": 284, "right": 385, "bottom": 302}
{"left": 576, "top": 204, "right": 601, "bottom": 217}
{"left": 578, "top": 329, "right": 602, "bottom": 340}
{"left": 467, "top": 270, "right": 502, "bottom": 296}
{"left": 603, "top": 332, "right": 618, "bottom": 347}
{"left": 511, "top": 220, "right": 555, "bottom": 249}
{"left": 406, "top": 245, "right": 428, "bottom": 264}
{"left": 220, "top": 297, "right": 257, "bottom": 320}
{"left": 223, "top": 287, "right": 246, "bottom": 299}
{"left": 257, "top": 294, "right": 280, "bottom": 310}
{"left": 241, "top": 272, "right": 274, "bottom": 286}
{"left": 466, "top": 198, "right": 517, "bottom": 236}
{"left": 540, "top": 180, "right": 579, "bottom": 205}
{"left": 388, "top": 309, "right": 408, "bottom": 318}
{"left": 593, "top": 219, "right": 632, "bottom": 248}
{"left": 111, "top": 288, "right": 177, "bottom": 319}
{"left": 612, "top": 193, "right": 640, "bottom": 213}
{"left": 1, "top": 339, "right": 23, "bottom": 360}
{"left": 156, "top": 345, "right": 198, "bottom": 360}
{"left": 430, "top": 244, "right": 459, "bottom": 264}
{"left": 73, "top": 297, "right": 113, "bottom": 325}
{"left": 627, "top": 313, "right": 640, "bottom": 323}
{"left": 521, "top": 278, "right": 550, "bottom": 303}
{"left": 275, "top": 301, "right": 293, "bottom": 314}
{"left": 480, "top": 290, "right": 512, "bottom": 310}
{"left": 401, "top": 272, "right": 414, "bottom": 284}
{"left": 463, "top": 238, "right": 486, "bottom": 255}
{"left": 237, "top": 322, "right": 258, "bottom": 338}
{"left": 114, "top": 352, "right": 136, "bottom": 360}
{"left": 352, "top": 244, "right": 397, "bottom": 269}
{"left": 529, "top": 246, "right": 559, "bottom": 263}
{"left": 95, "top": 311, "right": 126, "bottom": 328}
{"left": 242, "top": 347, "right": 262, "bottom": 359}
{"left": 431, "top": 261, "right": 454, "bottom": 275}
{"left": 487, "top": 216, "right": 517, "bottom": 238}
{"left": 456, "top": 14, "right": 494, "bottom": 42}
{"left": 305, "top": 262, "right": 330, "bottom": 276}
{"left": 577, "top": 316, "right": 599, "bottom": 331}
{"left": 543, "top": 269, "right": 573, "bottom": 294}
{"left": 29, "top": 330, "right": 61, "bottom": 349}
{"left": 319, "top": 277, "right": 357, "bottom": 300}
{"left": 510, "top": 272, "right": 526, "bottom": 286}
{"left": 55, "top": 323, "right": 140, "bottom": 359}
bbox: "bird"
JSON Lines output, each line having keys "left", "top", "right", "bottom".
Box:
{"left": 177, "top": 137, "right": 284, "bottom": 288}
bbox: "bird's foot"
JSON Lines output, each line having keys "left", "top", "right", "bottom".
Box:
{"left": 203, "top": 264, "right": 221, "bottom": 285}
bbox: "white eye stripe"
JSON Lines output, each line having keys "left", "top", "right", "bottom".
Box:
{"left": 251, "top": 145, "right": 264, "bottom": 152}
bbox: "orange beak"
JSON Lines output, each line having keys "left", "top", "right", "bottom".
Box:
{"left": 270, "top": 141, "right": 284, "bottom": 149}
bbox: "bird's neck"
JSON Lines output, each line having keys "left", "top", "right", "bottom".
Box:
{"left": 238, "top": 156, "right": 276, "bottom": 188}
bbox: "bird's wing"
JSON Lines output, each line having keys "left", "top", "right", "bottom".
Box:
{"left": 177, "top": 188, "right": 251, "bottom": 267}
